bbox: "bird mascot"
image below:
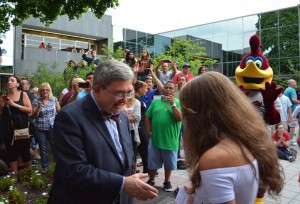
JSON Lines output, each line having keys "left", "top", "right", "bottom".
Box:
{"left": 235, "top": 34, "right": 283, "bottom": 204}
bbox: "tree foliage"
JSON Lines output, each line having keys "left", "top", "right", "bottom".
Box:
{"left": 0, "top": 0, "right": 119, "bottom": 34}
{"left": 153, "top": 38, "right": 217, "bottom": 75}
{"left": 256, "top": 7, "right": 299, "bottom": 74}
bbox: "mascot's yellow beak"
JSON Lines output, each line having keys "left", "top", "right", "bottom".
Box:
{"left": 235, "top": 61, "right": 273, "bottom": 90}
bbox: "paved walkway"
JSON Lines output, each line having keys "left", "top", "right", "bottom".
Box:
{"left": 134, "top": 146, "right": 300, "bottom": 204}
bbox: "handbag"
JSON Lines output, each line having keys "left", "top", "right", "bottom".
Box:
{"left": 7, "top": 106, "right": 30, "bottom": 145}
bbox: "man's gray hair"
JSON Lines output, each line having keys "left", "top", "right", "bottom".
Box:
{"left": 93, "top": 60, "right": 134, "bottom": 88}
{"left": 288, "top": 79, "right": 296, "bottom": 86}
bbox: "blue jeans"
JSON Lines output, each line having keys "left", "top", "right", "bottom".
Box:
{"left": 36, "top": 128, "right": 53, "bottom": 169}
{"left": 277, "top": 149, "right": 292, "bottom": 160}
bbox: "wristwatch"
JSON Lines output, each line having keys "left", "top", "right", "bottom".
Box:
{"left": 171, "top": 103, "right": 176, "bottom": 107}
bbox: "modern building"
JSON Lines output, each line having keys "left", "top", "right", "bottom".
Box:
{"left": 0, "top": 11, "right": 113, "bottom": 87}
{"left": 0, "top": 4, "right": 299, "bottom": 88}
{"left": 114, "top": 5, "right": 299, "bottom": 78}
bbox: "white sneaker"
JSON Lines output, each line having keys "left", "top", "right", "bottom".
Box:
{"left": 287, "top": 156, "right": 296, "bottom": 162}
{"left": 290, "top": 141, "right": 298, "bottom": 146}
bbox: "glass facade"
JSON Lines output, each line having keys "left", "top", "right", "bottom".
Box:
{"left": 113, "top": 6, "right": 300, "bottom": 77}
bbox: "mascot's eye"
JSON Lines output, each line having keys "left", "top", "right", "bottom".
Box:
{"left": 254, "top": 60, "right": 262, "bottom": 68}
{"left": 246, "top": 59, "right": 254, "bottom": 65}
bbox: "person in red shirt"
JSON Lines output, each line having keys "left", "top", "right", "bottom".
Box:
{"left": 173, "top": 63, "right": 194, "bottom": 84}
{"left": 272, "top": 124, "right": 296, "bottom": 162}
{"left": 39, "top": 42, "right": 45, "bottom": 49}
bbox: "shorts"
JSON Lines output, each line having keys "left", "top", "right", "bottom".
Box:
{"left": 148, "top": 138, "right": 177, "bottom": 170}
{"left": 288, "top": 118, "right": 298, "bottom": 128}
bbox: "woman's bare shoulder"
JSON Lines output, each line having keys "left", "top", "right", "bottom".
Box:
{"left": 199, "top": 137, "right": 254, "bottom": 171}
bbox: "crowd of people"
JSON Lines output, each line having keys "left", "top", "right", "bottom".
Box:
{"left": 0, "top": 47, "right": 298, "bottom": 203}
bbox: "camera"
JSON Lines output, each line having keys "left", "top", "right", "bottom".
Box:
{"left": 163, "top": 59, "right": 171, "bottom": 63}
{"left": 78, "top": 82, "right": 90, "bottom": 88}
{"left": 161, "top": 95, "right": 169, "bottom": 102}
{"left": 1, "top": 95, "right": 8, "bottom": 101}
{"left": 144, "top": 68, "right": 150, "bottom": 75}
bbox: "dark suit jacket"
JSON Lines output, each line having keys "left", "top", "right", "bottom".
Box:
{"left": 48, "top": 94, "right": 134, "bottom": 204}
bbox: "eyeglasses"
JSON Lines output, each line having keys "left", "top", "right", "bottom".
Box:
{"left": 104, "top": 88, "right": 135, "bottom": 100}
{"left": 41, "top": 89, "right": 50, "bottom": 92}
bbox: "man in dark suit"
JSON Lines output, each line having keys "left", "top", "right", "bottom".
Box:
{"left": 48, "top": 60, "right": 158, "bottom": 204}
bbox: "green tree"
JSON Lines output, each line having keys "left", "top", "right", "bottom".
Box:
{"left": 256, "top": 7, "right": 299, "bottom": 74}
{"left": 0, "top": 0, "right": 119, "bottom": 34}
{"left": 154, "top": 38, "right": 216, "bottom": 75}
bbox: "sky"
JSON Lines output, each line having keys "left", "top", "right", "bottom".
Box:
{"left": 106, "top": 0, "right": 299, "bottom": 34}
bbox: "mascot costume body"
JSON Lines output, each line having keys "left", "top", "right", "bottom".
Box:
{"left": 235, "top": 34, "right": 283, "bottom": 204}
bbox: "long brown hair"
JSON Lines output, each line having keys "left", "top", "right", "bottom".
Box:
{"left": 180, "top": 72, "right": 283, "bottom": 196}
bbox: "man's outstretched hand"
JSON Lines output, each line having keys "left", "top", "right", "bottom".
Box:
{"left": 124, "top": 173, "right": 158, "bottom": 201}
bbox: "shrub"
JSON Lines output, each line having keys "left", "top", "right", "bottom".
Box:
{"left": 17, "top": 168, "right": 33, "bottom": 182}
{"left": 7, "top": 187, "right": 26, "bottom": 204}
{"left": 0, "top": 175, "right": 16, "bottom": 191}
{"left": 27, "top": 173, "right": 47, "bottom": 189}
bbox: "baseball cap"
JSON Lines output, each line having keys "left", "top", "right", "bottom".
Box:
{"left": 182, "top": 63, "right": 191, "bottom": 68}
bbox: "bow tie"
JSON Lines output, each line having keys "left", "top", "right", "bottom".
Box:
{"left": 102, "top": 112, "right": 120, "bottom": 122}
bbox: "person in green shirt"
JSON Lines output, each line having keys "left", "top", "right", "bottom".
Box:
{"left": 145, "top": 81, "right": 182, "bottom": 192}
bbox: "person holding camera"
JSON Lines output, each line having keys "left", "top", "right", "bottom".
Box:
{"left": 145, "top": 81, "right": 182, "bottom": 192}
{"left": 155, "top": 60, "right": 178, "bottom": 85}
{"left": 65, "top": 78, "right": 86, "bottom": 105}
{"left": 77, "top": 72, "right": 94, "bottom": 100}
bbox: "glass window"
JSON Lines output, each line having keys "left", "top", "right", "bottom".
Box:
{"left": 228, "top": 34, "right": 243, "bottom": 53}
{"left": 259, "top": 11, "right": 279, "bottom": 29}
{"left": 222, "top": 50, "right": 228, "bottom": 63}
{"left": 186, "top": 26, "right": 201, "bottom": 38}
{"left": 279, "top": 58, "right": 299, "bottom": 74}
{"left": 279, "top": 25, "right": 299, "bottom": 58}
{"left": 137, "top": 31, "right": 146, "bottom": 47}
{"left": 146, "top": 34, "right": 154, "bottom": 46}
{"left": 211, "top": 36, "right": 226, "bottom": 63}
{"left": 223, "top": 63, "right": 229, "bottom": 76}
{"left": 212, "top": 21, "right": 227, "bottom": 37}
{"left": 25, "top": 34, "right": 44, "bottom": 47}
{"left": 198, "top": 24, "right": 212, "bottom": 39}
{"left": 279, "top": 7, "right": 298, "bottom": 26}
{"left": 243, "top": 15, "right": 259, "bottom": 32}
{"left": 228, "top": 62, "right": 240, "bottom": 77}
{"left": 45, "top": 37, "right": 59, "bottom": 49}
{"left": 200, "top": 39, "right": 213, "bottom": 59}
{"left": 260, "top": 28, "right": 279, "bottom": 58}
{"left": 269, "top": 59, "right": 280, "bottom": 75}
{"left": 228, "top": 18, "right": 243, "bottom": 35}
{"left": 75, "top": 41, "right": 89, "bottom": 49}
{"left": 125, "top": 29, "right": 137, "bottom": 43}
{"left": 60, "top": 39, "right": 74, "bottom": 50}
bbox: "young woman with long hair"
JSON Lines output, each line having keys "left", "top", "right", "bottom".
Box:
{"left": 137, "top": 48, "right": 153, "bottom": 81}
{"left": 178, "top": 72, "right": 283, "bottom": 203}
{"left": 0, "top": 75, "right": 32, "bottom": 173}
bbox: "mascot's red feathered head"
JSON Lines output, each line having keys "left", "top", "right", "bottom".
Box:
{"left": 235, "top": 34, "right": 273, "bottom": 90}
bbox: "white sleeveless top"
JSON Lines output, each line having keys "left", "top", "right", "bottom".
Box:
{"left": 193, "top": 160, "right": 259, "bottom": 204}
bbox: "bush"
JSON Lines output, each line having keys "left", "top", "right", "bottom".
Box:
{"left": 0, "top": 175, "right": 16, "bottom": 191}
{"left": 7, "top": 187, "right": 26, "bottom": 204}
